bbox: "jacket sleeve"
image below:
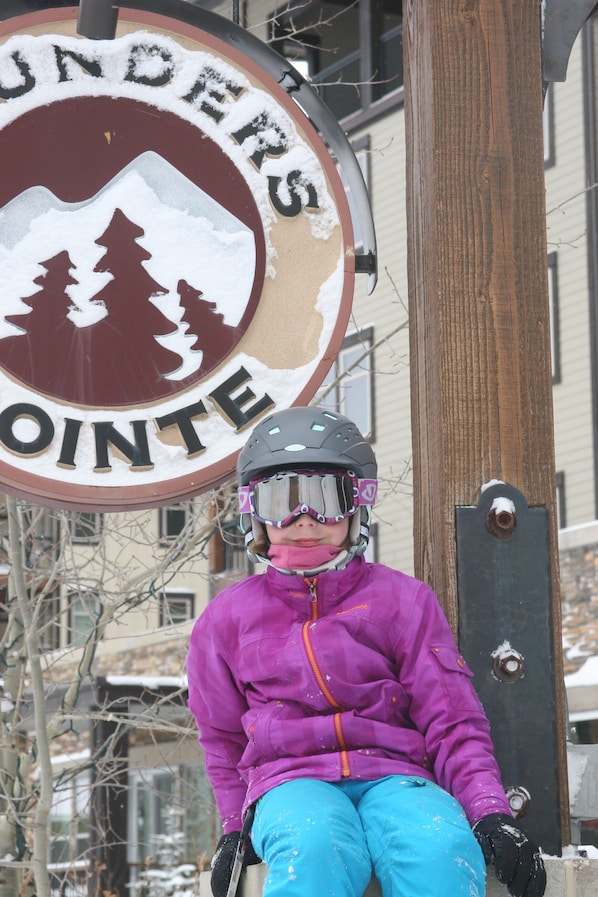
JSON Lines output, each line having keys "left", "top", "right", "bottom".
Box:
{"left": 186, "top": 605, "right": 249, "bottom": 833}
{"left": 396, "top": 581, "right": 513, "bottom": 826}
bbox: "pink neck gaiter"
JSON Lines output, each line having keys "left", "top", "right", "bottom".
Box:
{"left": 267, "top": 543, "right": 343, "bottom": 571}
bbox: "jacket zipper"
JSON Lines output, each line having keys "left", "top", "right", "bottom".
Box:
{"left": 301, "top": 577, "right": 351, "bottom": 778}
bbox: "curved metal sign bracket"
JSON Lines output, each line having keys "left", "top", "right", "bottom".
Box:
{"left": 542, "top": 0, "right": 598, "bottom": 84}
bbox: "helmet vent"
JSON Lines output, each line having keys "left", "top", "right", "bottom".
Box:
{"left": 236, "top": 406, "right": 377, "bottom": 487}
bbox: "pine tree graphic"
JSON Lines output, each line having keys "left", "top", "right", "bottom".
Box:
{"left": 0, "top": 208, "right": 248, "bottom": 405}
{"left": 80, "top": 208, "right": 181, "bottom": 404}
{"left": 177, "top": 278, "right": 239, "bottom": 375}
{"left": 0, "top": 210, "right": 188, "bottom": 406}
{"left": 0, "top": 250, "right": 83, "bottom": 396}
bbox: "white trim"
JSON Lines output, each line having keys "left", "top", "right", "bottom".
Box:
{"left": 559, "top": 519, "right": 598, "bottom": 551}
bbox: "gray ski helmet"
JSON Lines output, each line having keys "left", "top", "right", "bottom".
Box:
{"left": 236, "top": 406, "right": 377, "bottom": 485}
{"left": 237, "top": 406, "right": 378, "bottom": 573}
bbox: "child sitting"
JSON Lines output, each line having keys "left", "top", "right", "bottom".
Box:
{"left": 187, "top": 406, "right": 546, "bottom": 897}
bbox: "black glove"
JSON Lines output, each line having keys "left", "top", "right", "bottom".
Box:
{"left": 210, "top": 831, "right": 261, "bottom": 897}
{"left": 473, "top": 813, "right": 546, "bottom": 897}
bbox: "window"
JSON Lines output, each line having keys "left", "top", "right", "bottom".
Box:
{"left": 49, "top": 770, "right": 91, "bottom": 895}
{"left": 159, "top": 590, "right": 195, "bottom": 627}
{"left": 68, "top": 589, "right": 101, "bottom": 648}
{"left": 548, "top": 252, "right": 560, "bottom": 383}
{"left": 316, "top": 328, "right": 374, "bottom": 438}
{"left": 209, "top": 515, "right": 250, "bottom": 597}
{"left": 556, "top": 471, "right": 566, "bottom": 529}
{"left": 69, "top": 511, "right": 102, "bottom": 542}
{"left": 22, "top": 508, "right": 59, "bottom": 571}
{"left": 39, "top": 591, "right": 61, "bottom": 652}
{"left": 221, "top": 518, "right": 248, "bottom": 573}
{"left": 127, "top": 765, "right": 218, "bottom": 887}
{"left": 159, "top": 503, "right": 191, "bottom": 542}
{"left": 543, "top": 83, "right": 554, "bottom": 168}
{"left": 272, "top": 1, "right": 402, "bottom": 123}
{"left": 364, "top": 521, "right": 377, "bottom": 562}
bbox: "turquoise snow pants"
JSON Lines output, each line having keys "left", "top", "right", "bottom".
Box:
{"left": 251, "top": 776, "right": 487, "bottom": 897}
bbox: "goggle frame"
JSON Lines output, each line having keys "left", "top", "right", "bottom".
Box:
{"left": 238, "top": 468, "right": 378, "bottom": 528}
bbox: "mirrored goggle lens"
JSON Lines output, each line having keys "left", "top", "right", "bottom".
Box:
{"left": 250, "top": 471, "right": 358, "bottom": 525}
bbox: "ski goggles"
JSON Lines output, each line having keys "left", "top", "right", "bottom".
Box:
{"left": 238, "top": 469, "right": 378, "bottom": 527}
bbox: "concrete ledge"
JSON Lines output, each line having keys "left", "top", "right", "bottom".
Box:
{"left": 199, "top": 854, "right": 598, "bottom": 896}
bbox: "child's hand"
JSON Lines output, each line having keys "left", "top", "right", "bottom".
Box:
{"left": 473, "top": 813, "right": 546, "bottom": 897}
{"left": 210, "top": 831, "right": 261, "bottom": 897}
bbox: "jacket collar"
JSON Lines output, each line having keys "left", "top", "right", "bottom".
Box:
{"left": 265, "top": 554, "right": 367, "bottom": 609}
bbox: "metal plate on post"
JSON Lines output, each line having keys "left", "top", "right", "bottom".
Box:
{"left": 456, "top": 482, "right": 562, "bottom": 855}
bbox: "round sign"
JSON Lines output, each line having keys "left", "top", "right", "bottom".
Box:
{"left": 0, "top": 7, "right": 356, "bottom": 509}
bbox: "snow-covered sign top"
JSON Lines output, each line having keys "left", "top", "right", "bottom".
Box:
{"left": 0, "top": 8, "right": 355, "bottom": 509}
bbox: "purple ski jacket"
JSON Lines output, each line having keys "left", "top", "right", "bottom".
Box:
{"left": 187, "top": 556, "right": 512, "bottom": 833}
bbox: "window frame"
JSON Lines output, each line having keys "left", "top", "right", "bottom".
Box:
{"left": 220, "top": 517, "right": 249, "bottom": 574}
{"left": 67, "top": 588, "right": 102, "bottom": 648}
{"left": 49, "top": 767, "right": 91, "bottom": 885}
{"left": 159, "top": 590, "right": 195, "bottom": 628}
{"left": 271, "top": 0, "right": 403, "bottom": 128}
{"left": 556, "top": 471, "right": 566, "bottom": 530}
{"left": 548, "top": 251, "right": 560, "bottom": 384}
{"left": 126, "top": 763, "right": 218, "bottom": 886}
{"left": 209, "top": 513, "right": 251, "bottom": 598}
{"left": 543, "top": 82, "right": 555, "bottom": 169}
{"left": 68, "top": 511, "right": 102, "bottom": 543}
{"left": 316, "top": 327, "right": 375, "bottom": 440}
{"left": 158, "top": 502, "right": 192, "bottom": 544}
{"left": 364, "top": 520, "right": 377, "bottom": 563}
{"left": 39, "top": 589, "right": 62, "bottom": 652}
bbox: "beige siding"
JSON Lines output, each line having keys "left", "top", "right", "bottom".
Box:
{"left": 546, "top": 35, "right": 595, "bottom": 528}
{"left": 349, "top": 109, "right": 413, "bottom": 573}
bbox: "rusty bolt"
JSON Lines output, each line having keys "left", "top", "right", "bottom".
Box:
{"left": 506, "top": 785, "right": 531, "bottom": 818}
{"left": 486, "top": 497, "right": 517, "bottom": 539}
{"left": 492, "top": 649, "right": 525, "bottom": 683}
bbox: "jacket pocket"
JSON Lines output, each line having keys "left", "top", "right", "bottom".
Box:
{"left": 429, "top": 644, "right": 484, "bottom": 713}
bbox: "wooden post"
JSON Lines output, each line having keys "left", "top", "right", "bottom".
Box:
{"left": 403, "top": 1, "right": 570, "bottom": 841}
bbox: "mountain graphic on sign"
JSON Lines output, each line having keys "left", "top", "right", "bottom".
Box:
{"left": 0, "top": 152, "right": 257, "bottom": 406}
{"left": 0, "top": 151, "right": 253, "bottom": 251}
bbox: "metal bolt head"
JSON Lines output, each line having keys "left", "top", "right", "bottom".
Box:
{"left": 506, "top": 785, "right": 531, "bottom": 818}
{"left": 486, "top": 507, "right": 517, "bottom": 539}
{"left": 492, "top": 650, "right": 525, "bottom": 683}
